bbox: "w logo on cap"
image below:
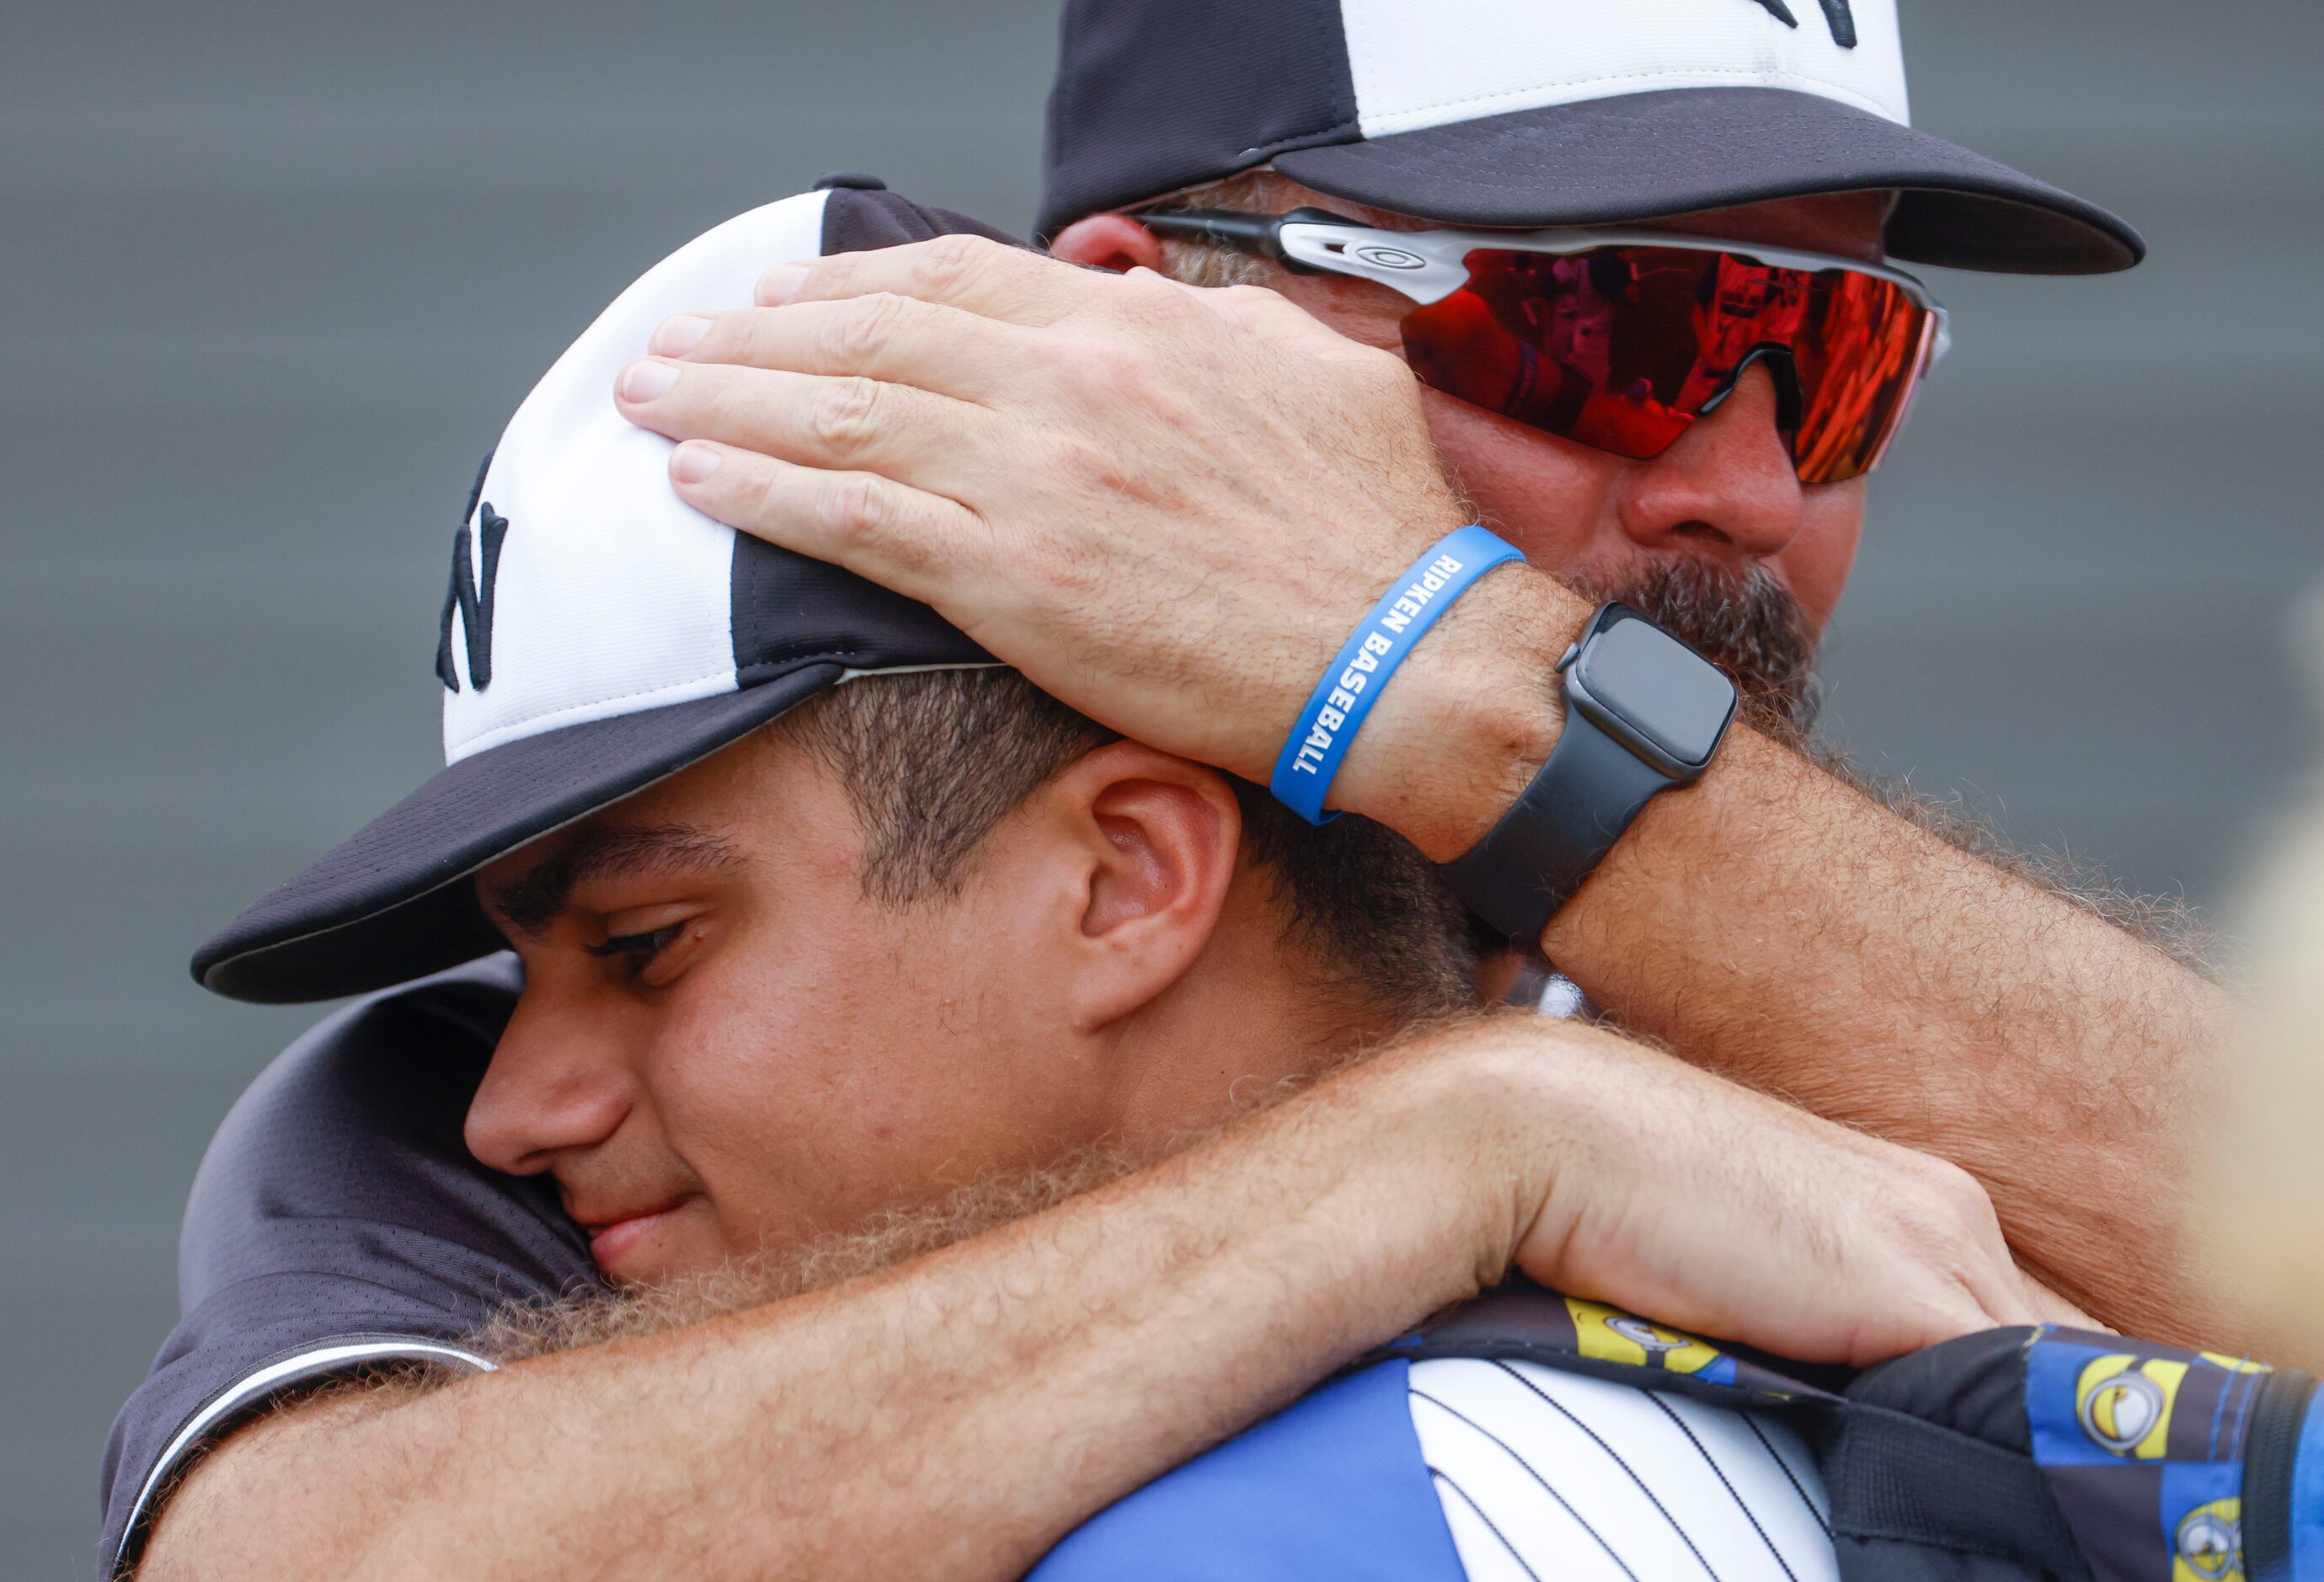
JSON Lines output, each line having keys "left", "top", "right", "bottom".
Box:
{"left": 1744, "top": 0, "right": 1857, "bottom": 47}
{"left": 435, "top": 502, "right": 510, "bottom": 692}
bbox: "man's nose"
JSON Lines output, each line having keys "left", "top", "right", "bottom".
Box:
{"left": 463, "top": 991, "right": 635, "bottom": 1175}
{"left": 1616, "top": 363, "right": 1806, "bottom": 564}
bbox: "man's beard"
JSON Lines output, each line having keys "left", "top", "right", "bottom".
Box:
{"left": 1571, "top": 559, "right": 1822, "bottom": 739}
{"left": 473, "top": 1146, "right": 1156, "bottom": 1364}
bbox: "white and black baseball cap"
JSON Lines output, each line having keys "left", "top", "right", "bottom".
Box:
{"left": 195, "top": 181, "right": 1012, "bottom": 1004}
{"left": 1038, "top": 0, "right": 2141, "bottom": 275}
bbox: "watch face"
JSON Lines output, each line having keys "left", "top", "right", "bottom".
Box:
{"left": 1573, "top": 614, "right": 1737, "bottom": 770}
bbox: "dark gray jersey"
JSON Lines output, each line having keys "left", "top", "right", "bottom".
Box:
{"left": 99, "top": 956, "right": 588, "bottom": 1574}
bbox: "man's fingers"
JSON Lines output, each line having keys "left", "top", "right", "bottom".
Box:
{"left": 1952, "top": 1256, "right": 2103, "bottom": 1335}
{"left": 759, "top": 233, "right": 1094, "bottom": 326}
{"left": 2017, "top": 1269, "right": 2108, "bottom": 1333}
{"left": 668, "top": 442, "right": 974, "bottom": 601}
{"left": 649, "top": 297, "right": 1034, "bottom": 404}
{"left": 617, "top": 357, "right": 991, "bottom": 489}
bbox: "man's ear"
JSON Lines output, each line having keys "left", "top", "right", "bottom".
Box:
{"left": 1049, "top": 212, "right": 1167, "bottom": 275}
{"left": 1028, "top": 740, "right": 1243, "bottom": 1032}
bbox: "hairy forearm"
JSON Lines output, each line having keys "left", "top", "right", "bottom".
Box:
{"left": 144, "top": 1026, "right": 1529, "bottom": 1581}
{"left": 1547, "top": 720, "right": 2234, "bottom": 1346}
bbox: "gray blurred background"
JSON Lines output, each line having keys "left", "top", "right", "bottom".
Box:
{"left": 3, "top": 0, "right": 2318, "bottom": 1572}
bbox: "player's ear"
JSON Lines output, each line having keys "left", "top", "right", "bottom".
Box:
{"left": 1026, "top": 740, "right": 1243, "bottom": 1030}
{"left": 1048, "top": 212, "right": 1167, "bottom": 275}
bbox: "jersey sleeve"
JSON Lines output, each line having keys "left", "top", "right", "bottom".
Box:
{"left": 99, "top": 955, "right": 594, "bottom": 1575}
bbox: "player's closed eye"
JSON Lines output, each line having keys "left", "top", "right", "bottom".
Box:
{"left": 585, "top": 922, "right": 688, "bottom": 983}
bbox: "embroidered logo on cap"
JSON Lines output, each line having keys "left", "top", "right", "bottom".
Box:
{"left": 1745, "top": 0, "right": 1857, "bottom": 47}
{"left": 435, "top": 503, "right": 510, "bottom": 692}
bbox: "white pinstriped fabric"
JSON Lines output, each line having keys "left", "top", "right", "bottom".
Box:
{"left": 1408, "top": 1358, "right": 1838, "bottom": 1582}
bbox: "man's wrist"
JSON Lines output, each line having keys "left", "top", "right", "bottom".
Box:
{"left": 1395, "top": 1013, "right": 1672, "bottom": 1300}
{"left": 1329, "top": 566, "right": 1585, "bottom": 862}
{"left": 1360, "top": 1014, "right": 1576, "bottom": 1288}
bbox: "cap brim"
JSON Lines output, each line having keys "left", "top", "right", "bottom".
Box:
{"left": 1272, "top": 87, "right": 2142, "bottom": 275}
{"left": 193, "top": 666, "right": 842, "bottom": 1004}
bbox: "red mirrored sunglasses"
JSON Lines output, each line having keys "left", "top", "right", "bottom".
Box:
{"left": 1138, "top": 208, "right": 1951, "bottom": 486}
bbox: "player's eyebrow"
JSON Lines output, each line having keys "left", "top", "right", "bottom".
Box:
{"left": 482, "top": 823, "right": 743, "bottom": 938}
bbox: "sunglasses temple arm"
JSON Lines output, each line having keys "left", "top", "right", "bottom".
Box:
{"left": 1131, "top": 207, "right": 1365, "bottom": 274}
{"left": 1133, "top": 209, "right": 1285, "bottom": 259}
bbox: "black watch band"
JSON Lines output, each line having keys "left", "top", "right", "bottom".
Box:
{"left": 1440, "top": 602, "right": 1736, "bottom": 947}
{"left": 1440, "top": 703, "right": 1672, "bottom": 944}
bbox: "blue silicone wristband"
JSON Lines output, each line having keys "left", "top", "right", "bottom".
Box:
{"left": 1269, "top": 525, "right": 1525, "bottom": 825}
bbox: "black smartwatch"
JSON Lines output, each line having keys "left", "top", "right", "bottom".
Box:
{"left": 1442, "top": 602, "right": 1738, "bottom": 945}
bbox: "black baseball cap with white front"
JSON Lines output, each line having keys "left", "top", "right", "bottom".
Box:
{"left": 193, "top": 182, "right": 1011, "bottom": 1005}
{"left": 1038, "top": 0, "right": 2142, "bottom": 275}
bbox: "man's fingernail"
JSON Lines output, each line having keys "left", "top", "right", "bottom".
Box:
{"left": 619, "top": 358, "right": 681, "bottom": 403}
{"left": 650, "top": 314, "right": 713, "bottom": 356}
{"left": 756, "top": 263, "right": 810, "bottom": 305}
{"left": 670, "top": 442, "right": 723, "bottom": 485}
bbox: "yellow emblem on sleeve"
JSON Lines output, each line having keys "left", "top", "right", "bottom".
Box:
{"left": 2172, "top": 1497, "right": 2242, "bottom": 1582}
{"left": 2075, "top": 1354, "right": 2188, "bottom": 1459}
{"left": 1567, "top": 1299, "right": 1725, "bottom": 1375}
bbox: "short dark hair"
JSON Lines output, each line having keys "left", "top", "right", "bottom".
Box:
{"left": 783, "top": 670, "right": 1478, "bottom": 1021}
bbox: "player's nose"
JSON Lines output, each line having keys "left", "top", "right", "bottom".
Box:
{"left": 463, "top": 990, "right": 636, "bottom": 1175}
{"left": 1616, "top": 364, "right": 1807, "bottom": 566}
